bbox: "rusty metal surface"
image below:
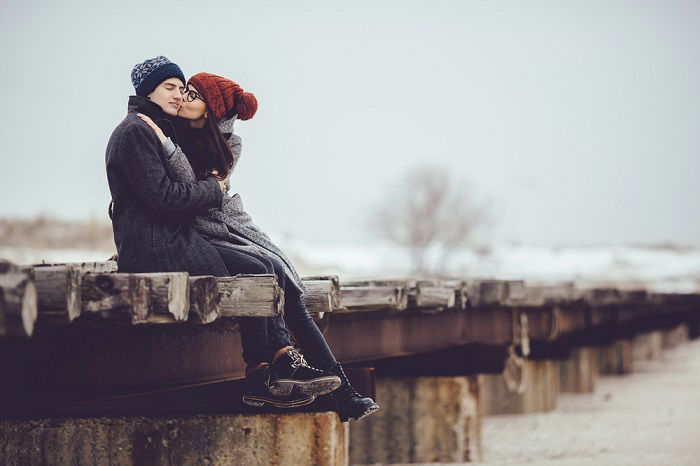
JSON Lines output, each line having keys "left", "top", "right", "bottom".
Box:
{"left": 2, "top": 294, "right": 697, "bottom": 416}
{"left": 323, "top": 308, "right": 515, "bottom": 363}
{"left": 0, "top": 307, "right": 516, "bottom": 415}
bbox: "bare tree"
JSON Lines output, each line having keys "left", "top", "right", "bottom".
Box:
{"left": 370, "top": 164, "right": 488, "bottom": 274}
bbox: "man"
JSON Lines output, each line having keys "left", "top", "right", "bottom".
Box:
{"left": 105, "top": 56, "right": 321, "bottom": 409}
{"left": 105, "top": 56, "right": 229, "bottom": 276}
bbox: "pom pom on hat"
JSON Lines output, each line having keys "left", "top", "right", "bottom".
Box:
{"left": 188, "top": 72, "right": 258, "bottom": 120}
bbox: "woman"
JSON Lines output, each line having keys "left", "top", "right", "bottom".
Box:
{"left": 138, "top": 72, "right": 378, "bottom": 422}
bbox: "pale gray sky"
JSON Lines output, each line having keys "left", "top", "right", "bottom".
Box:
{"left": 1, "top": 0, "right": 698, "bottom": 247}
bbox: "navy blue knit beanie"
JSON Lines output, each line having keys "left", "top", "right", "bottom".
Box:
{"left": 131, "top": 56, "right": 186, "bottom": 97}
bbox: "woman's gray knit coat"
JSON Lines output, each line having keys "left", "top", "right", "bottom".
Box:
{"left": 163, "top": 117, "right": 308, "bottom": 298}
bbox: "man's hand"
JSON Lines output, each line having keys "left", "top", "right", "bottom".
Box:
{"left": 137, "top": 113, "right": 167, "bottom": 144}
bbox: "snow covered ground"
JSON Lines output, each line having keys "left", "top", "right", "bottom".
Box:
{"left": 2, "top": 240, "right": 700, "bottom": 293}
{"left": 481, "top": 338, "right": 700, "bottom": 465}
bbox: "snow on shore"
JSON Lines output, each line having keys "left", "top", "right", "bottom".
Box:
{"left": 2, "top": 241, "right": 699, "bottom": 292}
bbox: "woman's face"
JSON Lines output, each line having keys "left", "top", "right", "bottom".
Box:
{"left": 178, "top": 84, "right": 207, "bottom": 120}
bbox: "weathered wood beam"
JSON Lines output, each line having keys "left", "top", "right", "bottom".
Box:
{"left": 442, "top": 279, "right": 469, "bottom": 310}
{"left": 467, "top": 279, "right": 509, "bottom": 307}
{"left": 188, "top": 276, "right": 221, "bottom": 324}
{"left": 0, "top": 270, "right": 37, "bottom": 337}
{"left": 32, "top": 265, "right": 82, "bottom": 325}
{"left": 217, "top": 274, "right": 283, "bottom": 318}
{"left": 139, "top": 272, "right": 190, "bottom": 323}
{"left": 408, "top": 280, "right": 457, "bottom": 310}
{"left": 339, "top": 282, "right": 408, "bottom": 312}
{"left": 34, "top": 261, "right": 118, "bottom": 274}
{"left": 81, "top": 274, "right": 151, "bottom": 324}
{"left": 507, "top": 281, "right": 577, "bottom": 307}
{"left": 302, "top": 276, "right": 340, "bottom": 315}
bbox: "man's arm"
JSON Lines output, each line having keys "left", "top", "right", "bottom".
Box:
{"left": 118, "top": 122, "right": 223, "bottom": 216}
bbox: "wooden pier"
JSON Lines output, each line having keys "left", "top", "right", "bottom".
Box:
{"left": 1, "top": 259, "right": 698, "bottom": 464}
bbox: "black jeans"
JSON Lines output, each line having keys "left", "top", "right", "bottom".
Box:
{"left": 213, "top": 244, "right": 338, "bottom": 370}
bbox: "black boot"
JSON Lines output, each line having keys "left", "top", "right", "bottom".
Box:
{"left": 267, "top": 346, "right": 341, "bottom": 397}
{"left": 242, "top": 365, "right": 316, "bottom": 408}
{"left": 327, "top": 363, "right": 380, "bottom": 422}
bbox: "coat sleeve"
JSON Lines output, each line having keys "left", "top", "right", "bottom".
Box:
{"left": 118, "top": 122, "right": 223, "bottom": 216}
{"left": 217, "top": 116, "right": 242, "bottom": 176}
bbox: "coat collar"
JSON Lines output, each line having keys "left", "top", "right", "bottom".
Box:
{"left": 127, "top": 95, "right": 178, "bottom": 142}
{"left": 127, "top": 95, "right": 167, "bottom": 120}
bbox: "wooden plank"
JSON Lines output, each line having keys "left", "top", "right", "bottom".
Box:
{"left": 32, "top": 265, "right": 82, "bottom": 325}
{"left": 188, "top": 276, "right": 221, "bottom": 324}
{"left": 338, "top": 285, "right": 408, "bottom": 312}
{"left": 467, "top": 279, "right": 509, "bottom": 306}
{"left": 34, "top": 261, "right": 118, "bottom": 274}
{"left": 410, "top": 280, "right": 456, "bottom": 310}
{"left": 81, "top": 274, "right": 151, "bottom": 324}
{"left": 303, "top": 279, "right": 340, "bottom": 315}
{"left": 442, "top": 279, "right": 469, "bottom": 310}
{"left": 138, "top": 273, "right": 190, "bottom": 323}
{"left": 217, "top": 274, "right": 283, "bottom": 318}
{"left": 507, "top": 282, "right": 577, "bottom": 307}
{"left": 0, "top": 270, "right": 37, "bottom": 337}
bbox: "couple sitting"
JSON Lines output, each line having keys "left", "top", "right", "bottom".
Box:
{"left": 105, "top": 55, "right": 378, "bottom": 422}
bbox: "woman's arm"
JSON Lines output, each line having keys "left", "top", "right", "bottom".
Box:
{"left": 218, "top": 116, "right": 242, "bottom": 175}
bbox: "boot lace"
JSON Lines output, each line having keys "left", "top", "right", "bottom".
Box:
{"left": 288, "top": 348, "right": 310, "bottom": 369}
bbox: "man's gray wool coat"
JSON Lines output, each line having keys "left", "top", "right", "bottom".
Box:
{"left": 105, "top": 96, "right": 230, "bottom": 278}
{"left": 164, "top": 117, "right": 309, "bottom": 298}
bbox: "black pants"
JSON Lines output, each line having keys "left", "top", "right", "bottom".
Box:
{"left": 213, "top": 244, "right": 337, "bottom": 370}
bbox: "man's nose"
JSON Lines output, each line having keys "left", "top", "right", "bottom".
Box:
{"left": 173, "top": 91, "right": 182, "bottom": 102}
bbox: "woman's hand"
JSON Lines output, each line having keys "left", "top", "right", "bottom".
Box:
{"left": 137, "top": 113, "right": 167, "bottom": 144}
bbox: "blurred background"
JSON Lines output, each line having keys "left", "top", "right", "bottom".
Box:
{"left": 1, "top": 0, "right": 699, "bottom": 290}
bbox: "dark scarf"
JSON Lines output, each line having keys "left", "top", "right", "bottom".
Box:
{"left": 126, "top": 95, "right": 178, "bottom": 143}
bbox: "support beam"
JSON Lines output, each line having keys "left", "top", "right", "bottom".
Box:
{"left": 479, "top": 359, "right": 559, "bottom": 415}
{"left": 559, "top": 346, "right": 598, "bottom": 393}
{"left": 350, "top": 375, "right": 481, "bottom": 464}
{"left": 598, "top": 339, "right": 634, "bottom": 375}
{"left": 0, "top": 412, "right": 348, "bottom": 466}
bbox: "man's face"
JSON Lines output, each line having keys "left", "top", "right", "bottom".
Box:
{"left": 147, "top": 77, "right": 185, "bottom": 116}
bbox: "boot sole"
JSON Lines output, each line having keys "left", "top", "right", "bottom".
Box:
{"left": 269, "top": 376, "right": 341, "bottom": 397}
{"left": 340, "top": 402, "right": 380, "bottom": 422}
{"left": 242, "top": 394, "right": 316, "bottom": 409}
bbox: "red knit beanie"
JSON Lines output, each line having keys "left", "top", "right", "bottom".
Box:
{"left": 187, "top": 72, "right": 258, "bottom": 120}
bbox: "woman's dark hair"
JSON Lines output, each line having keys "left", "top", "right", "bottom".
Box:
{"left": 176, "top": 114, "right": 234, "bottom": 181}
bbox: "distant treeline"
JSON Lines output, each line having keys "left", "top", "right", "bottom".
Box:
{"left": 0, "top": 216, "right": 114, "bottom": 250}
